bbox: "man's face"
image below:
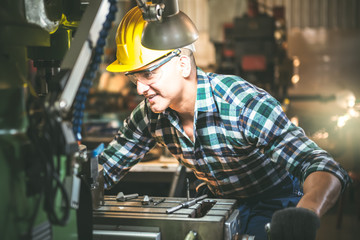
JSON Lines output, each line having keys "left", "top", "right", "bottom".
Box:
{"left": 126, "top": 50, "right": 183, "bottom": 113}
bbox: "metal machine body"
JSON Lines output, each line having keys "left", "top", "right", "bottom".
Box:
{"left": 0, "top": 0, "right": 115, "bottom": 239}
{"left": 93, "top": 195, "right": 240, "bottom": 240}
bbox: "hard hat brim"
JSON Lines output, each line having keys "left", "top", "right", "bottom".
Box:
{"left": 105, "top": 59, "right": 142, "bottom": 73}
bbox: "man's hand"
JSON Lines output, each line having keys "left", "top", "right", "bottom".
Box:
{"left": 270, "top": 207, "right": 320, "bottom": 240}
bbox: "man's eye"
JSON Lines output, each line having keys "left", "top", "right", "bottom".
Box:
{"left": 141, "top": 71, "right": 153, "bottom": 79}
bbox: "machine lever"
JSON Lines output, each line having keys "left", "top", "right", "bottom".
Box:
{"left": 116, "top": 192, "right": 139, "bottom": 202}
{"left": 166, "top": 194, "right": 208, "bottom": 214}
{"left": 153, "top": 198, "right": 166, "bottom": 206}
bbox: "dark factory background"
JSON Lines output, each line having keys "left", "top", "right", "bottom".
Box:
{"left": 1, "top": 0, "right": 360, "bottom": 239}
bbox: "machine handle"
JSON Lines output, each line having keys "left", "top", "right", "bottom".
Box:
{"left": 166, "top": 194, "right": 208, "bottom": 214}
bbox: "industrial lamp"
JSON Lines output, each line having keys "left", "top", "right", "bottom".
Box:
{"left": 136, "top": 0, "right": 199, "bottom": 50}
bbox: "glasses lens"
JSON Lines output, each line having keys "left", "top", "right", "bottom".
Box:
{"left": 127, "top": 69, "right": 162, "bottom": 86}
{"left": 126, "top": 49, "right": 180, "bottom": 85}
{"left": 127, "top": 74, "right": 138, "bottom": 85}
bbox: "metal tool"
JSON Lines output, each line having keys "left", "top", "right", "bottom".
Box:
{"left": 153, "top": 198, "right": 166, "bottom": 206}
{"left": 142, "top": 195, "right": 153, "bottom": 205}
{"left": 116, "top": 192, "right": 139, "bottom": 202}
{"left": 265, "top": 222, "right": 271, "bottom": 240}
{"left": 186, "top": 178, "right": 190, "bottom": 201}
{"left": 166, "top": 194, "right": 208, "bottom": 214}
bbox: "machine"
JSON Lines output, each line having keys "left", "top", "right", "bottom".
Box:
{"left": 0, "top": 0, "right": 241, "bottom": 239}
{"left": 0, "top": 0, "right": 118, "bottom": 239}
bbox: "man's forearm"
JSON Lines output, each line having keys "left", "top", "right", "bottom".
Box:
{"left": 296, "top": 171, "right": 342, "bottom": 217}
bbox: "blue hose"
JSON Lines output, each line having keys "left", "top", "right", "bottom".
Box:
{"left": 72, "top": 0, "right": 118, "bottom": 141}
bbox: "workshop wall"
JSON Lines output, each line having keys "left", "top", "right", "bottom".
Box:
{"left": 178, "top": 0, "right": 360, "bottom": 68}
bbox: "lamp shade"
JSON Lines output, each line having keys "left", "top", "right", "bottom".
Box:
{"left": 141, "top": 10, "right": 199, "bottom": 50}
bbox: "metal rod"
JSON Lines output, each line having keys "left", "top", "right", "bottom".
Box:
{"left": 153, "top": 198, "right": 166, "bottom": 206}
{"left": 166, "top": 194, "right": 208, "bottom": 214}
{"left": 186, "top": 178, "right": 190, "bottom": 201}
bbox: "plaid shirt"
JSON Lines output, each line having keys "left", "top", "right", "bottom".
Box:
{"left": 99, "top": 68, "right": 349, "bottom": 199}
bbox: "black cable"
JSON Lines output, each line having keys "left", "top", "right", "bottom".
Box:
{"left": 43, "top": 109, "right": 71, "bottom": 226}
{"left": 23, "top": 96, "right": 50, "bottom": 237}
{"left": 26, "top": 94, "right": 71, "bottom": 227}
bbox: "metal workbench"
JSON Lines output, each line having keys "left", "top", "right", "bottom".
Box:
{"left": 93, "top": 195, "right": 240, "bottom": 240}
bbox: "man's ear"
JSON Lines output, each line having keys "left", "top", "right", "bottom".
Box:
{"left": 177, "top": 55, "right": 191, "bottom": 78}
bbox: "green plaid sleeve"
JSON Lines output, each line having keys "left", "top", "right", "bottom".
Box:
{"left": 98, "top": 100, "right": 157, "bottom": 188}
{"left": 241, "top": 93, "right": 350, "bottom": 189}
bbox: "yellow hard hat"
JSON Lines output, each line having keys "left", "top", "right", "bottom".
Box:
{"left": 106, "top": 7, "right": 173, "bottom": 73}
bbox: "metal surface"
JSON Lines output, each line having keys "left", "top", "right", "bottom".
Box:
{"left": 57, "top": 0, "right": 110, "bottom": 114}
{"left": 141, "top": 0, "right": 198, "bottom": 50}
{"left": 135, "top": 0, "right": 163, "bottom": 22}
{"left": 168, "top": 164, "right": 187, "bottom": 197}
{"left": 224, "top": 209, "right": 241, "bottom": 240}
{"left": 93, "top": 196, "right": 240, "bottom": 240}
{"left": 92, "top": 165, "right": 105, "bottom": 209}
{"left": 24, "top": 0, "right": 59, "bottom": 32}
{"left": 142, "top": 10, "right": 199, "bottom": 50}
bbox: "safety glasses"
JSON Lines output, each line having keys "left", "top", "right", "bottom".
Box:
{"left": 125, "top": 49, "right": 181, "bottom": 85}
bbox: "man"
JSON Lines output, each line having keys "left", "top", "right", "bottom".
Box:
{"left": 99, "top": 6, "right": 349, "bottom": 240}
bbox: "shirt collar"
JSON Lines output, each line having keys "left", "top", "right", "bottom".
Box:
{"left": 161, "top": 67, "right": 218, "bottom": 124}
{"left": 196, "top": 67, "right": 217, "bottom": 113}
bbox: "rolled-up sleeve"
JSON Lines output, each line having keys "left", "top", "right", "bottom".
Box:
{"left": 241, "top": 94, "right": 350, "bottom": 190}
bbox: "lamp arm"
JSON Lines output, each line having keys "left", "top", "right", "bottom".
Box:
{"left": 135, "top": 0, "right": 164, "bottom": 22}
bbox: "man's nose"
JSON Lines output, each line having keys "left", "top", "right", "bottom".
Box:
{"left": 136, "top": 81, "right": 150, "bottom": 95}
